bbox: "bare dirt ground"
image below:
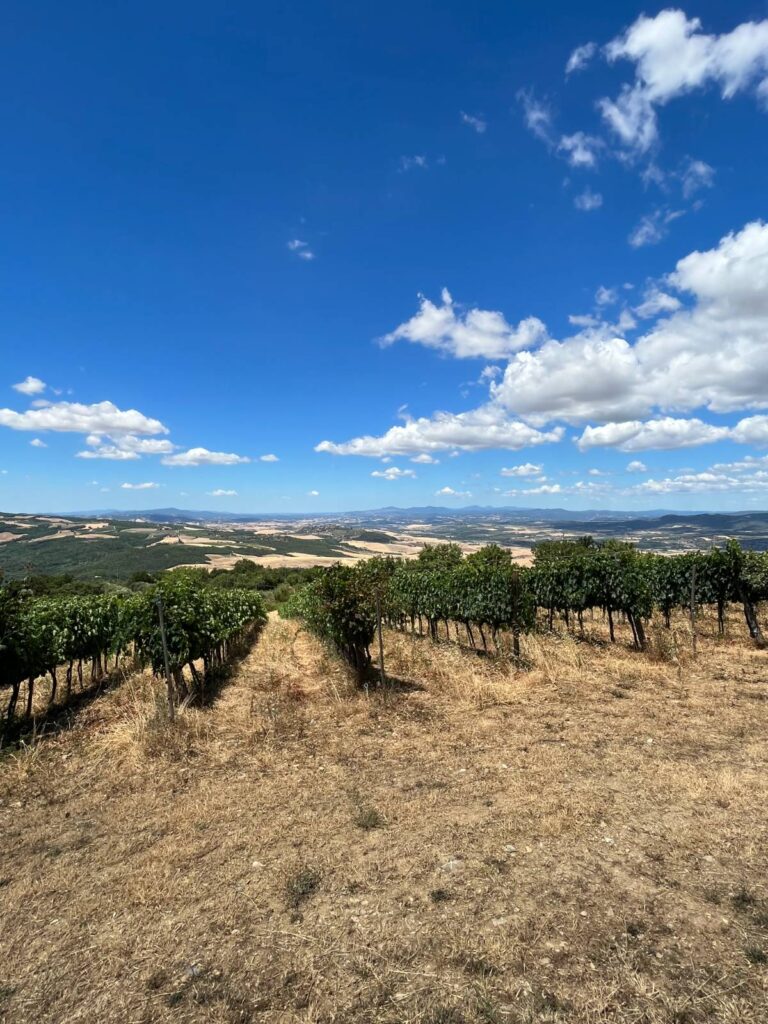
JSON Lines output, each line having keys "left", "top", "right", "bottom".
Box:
{"left": 1, "top": 611, "right": 767, "bottom": 1023}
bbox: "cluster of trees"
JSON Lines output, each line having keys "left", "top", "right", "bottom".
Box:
{"left": 284, "top": 539, "right": 768, "bottom": 684}
{"left": 1, "top": 560, "right": 318, "bottom": 610}
{"left": 0, "top": 573, "right": 266, "bottom": 727}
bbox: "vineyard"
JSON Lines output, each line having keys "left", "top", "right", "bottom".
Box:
{"left": 0, "top": 574, "right": 267, "bottom": 734}
{"left": 286, "top": 538, "right": 768, "bottom": 680}
{"left": 1, "top": 539, "right": 768, "bottom": 1022}
{"left": 4, "top": 538, "right": 767, "bottom": 734}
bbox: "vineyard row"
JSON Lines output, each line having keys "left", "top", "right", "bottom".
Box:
{"left": 285, "top": 538, "right": 768, "bottom": 680}
{"left": 0, "top": 575, "right": 267, "bottom": 727}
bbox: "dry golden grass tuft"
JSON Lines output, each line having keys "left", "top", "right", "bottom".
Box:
{"left": 1, "top": 607, "right": 767, "bottom": 1023}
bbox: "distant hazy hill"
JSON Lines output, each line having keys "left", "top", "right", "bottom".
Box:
{"left": 3, "top": 507, "right": 767, "bottom": 581}
{"left": 68, "top": 504, "right": 684, "bottom": 524}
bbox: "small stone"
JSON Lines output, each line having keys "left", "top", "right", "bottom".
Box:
{"left": 504, "top": 844, "right": 516, "bottom": 853}
{"left": 440, "top": 858, "right": 464, "bottom": 873}
{"left": 251, "top": 860, "right": 265, "bottom": 869}
{"left": 185, "top": 964, "right": 203, "bottom": 979}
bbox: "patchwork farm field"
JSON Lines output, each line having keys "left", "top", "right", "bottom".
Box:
{"left": 1, "top": 606, "right": 767, "bottom": 1024}
{"left": 3, "top": 508, "right": 768, "bottom": 582}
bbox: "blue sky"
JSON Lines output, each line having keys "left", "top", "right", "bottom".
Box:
{"left": 2, "top": 1, "right": 768, "bottom": 514}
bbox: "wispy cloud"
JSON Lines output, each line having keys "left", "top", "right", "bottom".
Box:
{"left": 398, "top": 154, "right": 429, "bottom": 172}
{"left": 517, "top": 88, "right": 554, "bottom": 144}
{"left": 628, "top": 208, "right": 683, "bottom": 247}
{"left": 680, "top": 158, "right": 715, "bottom": 198}
{"left": 287, "top": 238, "right": 315, "bottom": 260}
{"left": 460, "top": 111, "right": 487, "bottom": 134}
{"left": 558, "top": 131, "right": 602, "bottom": 167}
{"left": 574, "top": 188, "right": 603, "bottom": 211}
{"left": 565, "top": 41, "right": 597, "bottom": 75}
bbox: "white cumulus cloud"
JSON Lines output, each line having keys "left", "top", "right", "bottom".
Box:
{"left": 435, "top": 486, "right": 472, "bottom": 498}
{"left": 316, "top": 407, "right": 563, "bottom": 458}
{"left": 600, "top": 10, "right": 768, "bottom": 152}
{"left": 371, "top": 466, "right": 417, "bottom": 480}
{"left": 0, "top": 400, "right": 168, "bottom": 437}
{"left": 77, "top": 434, "right": 176, "bottom": 460}
{"left": 12, "top": 376, "right": 47, "bottom": 396}
{"left": 500, "top": 463, "right": 542, "bottom": 477}
{"left": 382, "top": 288, "right": 548, "bottom": 360}
{"left": 121, "top": 482, "right": 159, "bottom": 490}
{"left": 162, "top": 447, "right": 250, "bottom": 467}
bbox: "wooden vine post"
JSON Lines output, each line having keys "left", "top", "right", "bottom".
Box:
{"left": 375, "top": 590, "right": 386, "bottom": 688}
{"left": 155, "top": 597, "right": 175, "bottom": 721}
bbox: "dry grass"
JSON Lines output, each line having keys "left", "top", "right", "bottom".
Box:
{"left": 1, "top": 610, "right": 767, "bottom": 1023}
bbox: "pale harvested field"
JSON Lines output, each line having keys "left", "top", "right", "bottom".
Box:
{"left": 1, "top": 611, "right": 767, "bottom": 1023}
{"left": 173, "top": 531, "right": 532, "bottom": 570}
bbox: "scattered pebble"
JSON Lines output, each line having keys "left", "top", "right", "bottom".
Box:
{"left": 440, "top": 858, "right": 464, "bottom": 873}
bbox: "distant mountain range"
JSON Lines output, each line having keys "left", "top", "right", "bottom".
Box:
{"left": 67, "top": 504, "right": 701, "bottom": 524}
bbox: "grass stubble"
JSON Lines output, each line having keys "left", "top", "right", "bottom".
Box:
{"left": 0, "top": 608, "right": 767, "bottom": 1023}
